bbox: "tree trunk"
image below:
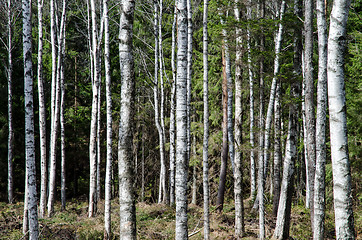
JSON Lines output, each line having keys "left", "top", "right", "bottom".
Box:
{"left": 234, "top": 1, "right": 244, "bottom": 237}
{"left": 37, "top": 0, "right": 47, "bottom": 217}
{"left": 202, "top": 0, "right": 210, "bottom": 238}
{"left": 158, "top": 0, "right": 167, "bottom": 203}
{"left": 118, "top": 1, "right": 136, "bottom": 239}
{"left": 88, "top": 0, "right": 100, "bottom": 217}
{"left": 169, "top": 5, "right": 177, "bottom": 205}
{"left": 313, "top": 0, "right": 327, "bottom": 238}
{"left": 327, "top": 0, "right": 355, "bottom": 238}
{"left": 96, "top": 80, "right": 102, "bottom": 202}
{"left": 272, "top": 82, "right": 281, "bottom": 217}
{"left": 272, "top": 81, "right": 299, "bottom": 239}
{"left": 304, "top": 0, "right": 316, "bottom": 223}
{"left": 261, "top": 0, "right": 285, "bottom": 204}
{"left": 23, "top": 0, "right": 39, "bottom": 236}
{"left": 246, "top": 1, "right": 256, "bottom": 200}
{"left": 103, "top": 0, "right": 112, "bottom": 238}
{"left": 59, "top": 0, "right": 67, "bottom": 212}
{"left": 175, "top": 0, "right": 189, "bottom": 238}
{"left": 216, "top": 46, "right": 228, "bottom": 211}
{"left": 48, "top": 0, "right": 59, "bottom": 217}
{"left": 7, "top": 0, "right": 14, "bottom": 205}
{"left": 186, "top": 0, "right": 193, "bottom": 170}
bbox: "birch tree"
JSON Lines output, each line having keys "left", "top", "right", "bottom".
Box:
{"left": 88, "top": 0, "right": 101, "bottom": 217}
{"left": 37, "top": 0, "right": 47, "bottom": 217}
{"left": 118, "top": 0, "right": 136, "bottom": 238}
{"left": 6, "top": 0, "right": 14, "bottom": 205}
{"left": 47, "top": 0, "right": 60, "bottom": 217}
{"left": 103, "top": 0, "right": 113, "bottom": 237}
{"left": 186, "top": 0, "right": 192, "bottom": 167}
{"left": 313, "top": 0, "right": 328, "bottom": 237}
{"left": 175, "top": 0, "right": 189, "bottom": 238}
{"left": 327, "top": 0, "right": 355, "bottom": 238}
{"left": 169, "top": 5, "right": 177, "bottom": 205}
{"left": 234, "top": 0, "right": 245, "bottom": 236}
{"left": 202, "top": 0, "right": 210, "bottom": 238}
{"left": 23, "top": 0, "right": 39, "bottom": 237}
{"left": 304, "top": 0, "right": 316, "bottom": 221}
{"left": 246, "top": 0, "right": 256, "bottom": 200}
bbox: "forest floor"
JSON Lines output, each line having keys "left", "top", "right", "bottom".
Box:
{"left": 0, "top": 198, "right": 361, "bottom": 239}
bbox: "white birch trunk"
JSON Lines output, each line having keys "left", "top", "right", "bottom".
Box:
{"left": 47, "top": 0, "right": 59, "bottom": 217}
{"left": 96, "top": 78, "right": 102, "bottom": 202}
{"left": 263, "top": 0, "right": 285, "bottom": 194}
{"left": 88, "top": 0, "right": 100, "bottom": 217}
{"left": 158, "top": 0, "right": 167, "bottom": 203}
{"left": 273, "top": 82, "right": 281, "bottom": 217}
{"left": 304, "top": 0, "right": 316, "bottom": 221}
{"left": 103, "top": 0, "right": 112, "bottom": 237}
{"left": 273, "top": 82, "right": 299, "bottom": 239}
{"left": 234, "top": 0, "right": 244, "bottom": 237}
{"left": 246, "top": 1, "right": 256, "bottom": 200}
{"left": 186, "top": 0, "right": 192, "bottom": 168}
{"left": 37, "top": 0, "right": 47, "bottom": 218}
{"left": 302, "top": 74, "right": 310, "bottom": 209}
{"left": 23, "top": 0, "right": 39, "bottom": 236}
{"left": 7, "top": 0, "right": 14, "bottom": 205}
{"left": 327, "top": 0, "right": 355, "bottom": 238}
{"left": 313, "top": 0, "right": 327, "bottom": 238}
{"left": 169, "top": 6, "right": 177, "bottom": 205}
{"left": 175, "top": 0, "right": 189, "bottom": 238}
{"left": 203, "top": 1, "right": 210, "bottom": 238}
{"left": 118, "top": 1, "right": 136, "bottom": 238}
{"left": 59, "top": 0, "right": 67, "bottom": 212}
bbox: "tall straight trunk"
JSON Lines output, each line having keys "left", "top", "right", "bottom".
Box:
{"left": 313, "top": 0, "right": 327, "bottom": 238}
{"left": 272, "top": 82, "right": 281, "bottom": 217}
{"left": 37, "top": 0, "right": 46, "bottom": 217}
{"left": 258, "top": 0, "right": 265, "bottom": 212}
{"left": 89, "top": 0, "right": 100, "bottom": 217}
{"left": 169, "top": 6, "right": 177, "bottom": 205}
{"left": 234, "top": 0, "right": 245, "bottom": 236}
{"left": 175, "top": 0, "right": 189, "bottom": 238}
{"left": 48, "top": 0, "right": 59, "bottom": 217}
{"left": 186, "top": 0, "right": 192, "bottom": 168}
{"left": 202, "top": 0, "right": 210, "bottom": 238}
{"left": 104, "top": 0, "right": 113, "bottom": 238}
{"left": 7, "top": 0, "right": 14, "bottom": 205}
{"left": 273, "top": 81, "right": 300, "bottom": 240}
{"left": 60, "top": 16, "right": 66, "bottom": 211}
{"left": 216, "top": 47, "right": 228, "bottom": 211}
{"left": 246, "top": 1, "right": 256, "bottom": 200}
{"left": 191, "top": 134, "right": 197, "bottom": 205}
{"left": 153, "top": 1, "right": 166, "bottom": 204}
{"left": 263, "top": 0, "right": 285, "bottom": 193}
{"left": 23, "top": 173, "right": 28, "bottom": 236}
{"left": 304, "top": 0, "right": 316, "bottom": 222}
{"left": 158, "top": 0, "right": 167, "bottom": 203}
{"left": 118, "top": 1, "right": 136, "bottom": 238}
{"left": 327, "top": 0, "right": 355, "bottom": 238}
{"left": 23, "top": 0, "right": 39, "bottom": 237}
{"left": 96, "top": 77, "right": 102, "bottom": 201}
{"left": 302, "top": 74, "right": 309, "bottom": 208}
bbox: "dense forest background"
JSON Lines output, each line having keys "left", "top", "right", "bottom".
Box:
{"left": 0, "top": 0, "right": 361, "bottom": 238}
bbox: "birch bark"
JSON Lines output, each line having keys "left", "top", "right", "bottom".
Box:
{"left": 327, "top": 0, "right": 355, "bottom": 238}
{"left": 175, "top": 0, "right": 189, "bottom": 238}
{"left": 104, "top": 0, "right": 113, "bottom": 237}
{"left": 7, "top": 0, "right": 14, "bottom": 205}
{"left": 23, "top": 0, "right": 39, "bottom": 236}
{"left": 186, "top": 0, "right": 192, "bottom": 168}
{"left": 202, "top": 0, "right": 210, "bottom": 238}
{"left": 118, "top": 1, "right": 136, "bottom": 238}
{"left": 48, "top": 0, "right": 59, "bottom": 217}
{"left": 169, "top": 6, "right": 177, "bottom": 205}
{"left": 304, "top": 0, "right": 316, "bottom": 220}
{"left": 37, "top": 0, "right": 47, "bottom": 217}
{"left": 234, "top": 1, "right": 244, "bottom": 236}
{"left": 313, "top": 0, "right": 328, "bottom": 237}
{"left": 273, "top": 82, "right": 281, "bottom": 217}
